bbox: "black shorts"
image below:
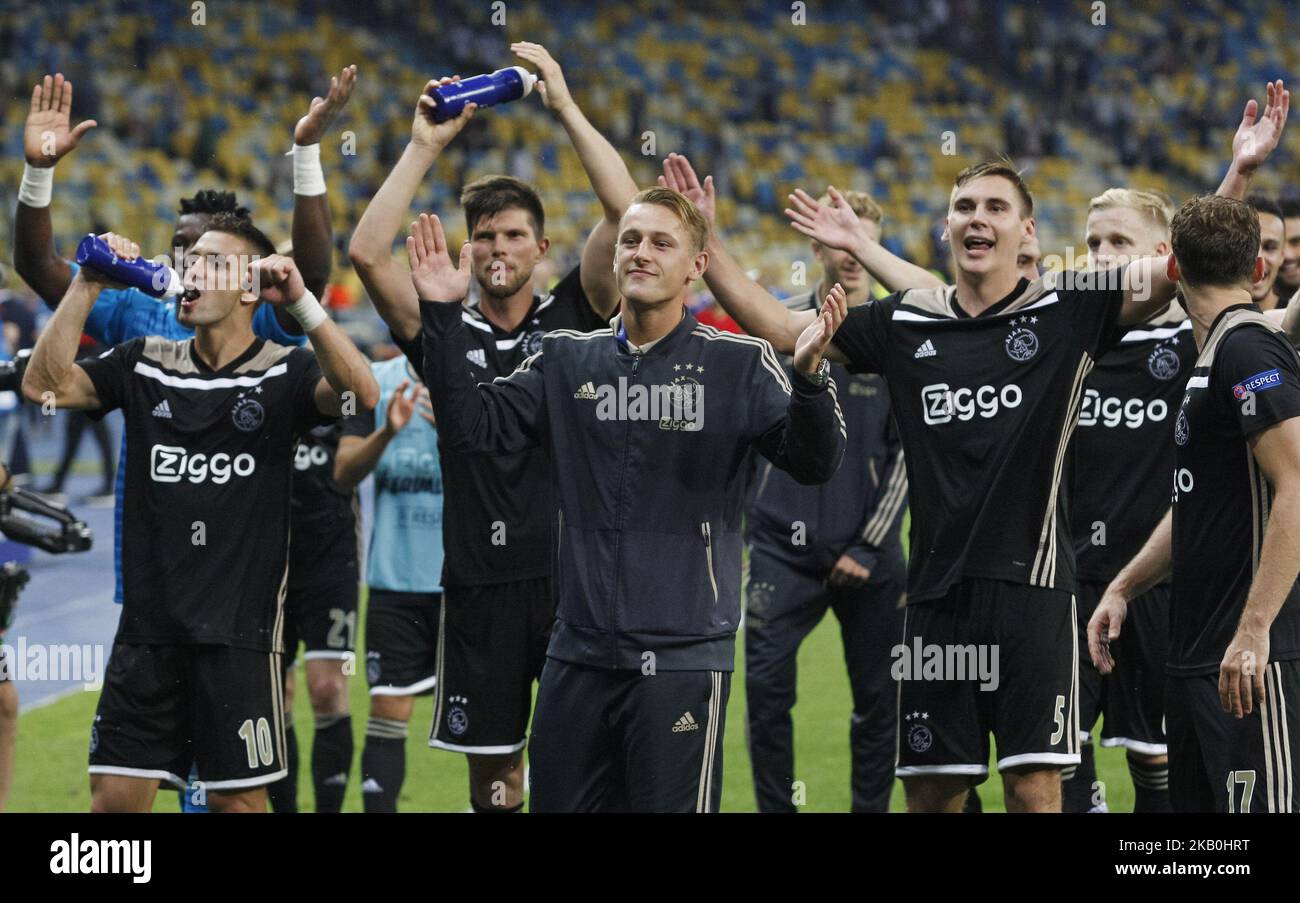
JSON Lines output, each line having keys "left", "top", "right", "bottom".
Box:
{"left": 528, "top": 658, "right": 729, "bottom": 812}
{"left": 282, "top": 578, "right": 359, "bottom": 671}
{"left": 365, "top": 589, "right": 441, "bottom": 697}
{"left": 895, "top": 578, "right": 1079, "bottom": 782}
{"left": 1166, "top": 660, "right": 1300, "bottom": 813}
{"left": 1076, "top": 580, "right": 1169, "bottom": 755}
{"left": 430, "top": 576, "right": 553, "bottom": 755}
{"left": 88, "top": 642, "right": 287, "bottom": 792}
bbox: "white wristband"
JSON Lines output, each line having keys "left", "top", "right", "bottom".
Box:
{"left": 287, "top": 143, "right": 326, "bottom": 197}
{"left": 18, "top": 164, "right": 53, "bottom": 208}
{"left": 286, "top": 289, "right": 329, "bottom": 331}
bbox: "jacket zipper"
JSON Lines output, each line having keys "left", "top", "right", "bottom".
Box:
{"left": 701, "top": 521, "right": 719, "bottom": 604}
{"left": 608, "top": 352, "right": 641, "bottom": 662}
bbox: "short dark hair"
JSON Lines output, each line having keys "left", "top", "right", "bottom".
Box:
{"left": 1279, "top": 198, "right": 1300, "bottom": 220}
{"left": 1170, "top": 195, "right": 1260, "bottom": 288}
{"left": 952, "top": 156, "right": 1034, "bottom": 217}
{"left": 204, "top": 212, "right": 276, "bottom": 258}
{"left": 460, "top": 175, "right": 545, "bottom": 239}
{"left": 1246, "top": 193, "right": 1284, "bottom": 223}
{"left": 178, "top": 189, "right": 250, "bottom": 219}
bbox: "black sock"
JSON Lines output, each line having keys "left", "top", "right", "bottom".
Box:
{"left": 1128, "top": 753, "right": 1172, "bottom": 813}
{"left": 267, "top": 724, "right": 299, "bottom": 813}
{"left": 471, "top": 799, "right": 524, "bottom": 813}
{"left": 312, "top": 713, "right": 353, "bottom": 813}
{"left": 361, "top": 717, "right": 407, "bottom": 813}
{"left": 1061, "top": 738, "right": 1100, "bottom": 812}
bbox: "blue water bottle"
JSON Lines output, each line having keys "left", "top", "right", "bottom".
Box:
{"left": 74, "top": 234, "right": 182, "bottom": 299}
{"left": 426, "top": 67, "right": 538, "bottom": 123}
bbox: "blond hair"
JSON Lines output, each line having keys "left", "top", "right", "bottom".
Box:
{"left": 1089, "top": 188, "right": 1175, "bottom": 239}
{"left": 624, "top": 187, "right": 710, "bottom": 252}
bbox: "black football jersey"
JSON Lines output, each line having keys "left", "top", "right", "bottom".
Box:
{"left": 1170, "top": 306, "right": 1300, "bottom": 676}
{"left": 289, "top": 422, "right": 360, "bottom": 590}
{"left": 82, "top": 336, "right": 333, "bottom": 651}
{"left": 396, "top": 264, "right": 606, "bottom": 587}
{"left": 831, "top": 275, "right": 1125, "bottom": 603}
{"left": 1071, "top": 304, "right": 1194, "bottom": 583}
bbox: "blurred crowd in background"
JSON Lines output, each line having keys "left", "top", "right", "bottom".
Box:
{"left": 0, "top": 0, "right": 1296, "bottom": 486}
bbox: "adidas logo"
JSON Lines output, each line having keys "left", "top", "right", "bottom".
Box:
{"left": 361, "top": 778, "right": 383, "bottom": 793}
{"left": 323, "top": 773, "right": 348, "bottom": 786}
{"left": 672, "top": 712, "right": 700, "bottom": 733}
{"left": 466, "top": 348, "right": 487, "bottom": 368}
{"left": 573, "top": 381, "right": 599, "bottom": 400}
{"left": 152, "top": 399, "right": 173, "bottom": 419}
{"left": 913, "top": 340, "right": 937, "bottom": 359}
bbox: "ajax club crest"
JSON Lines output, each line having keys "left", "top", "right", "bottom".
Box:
{"left": 904, "top": 711, "right": 933, "bottom": 753}
{"left": 1004, "top": 316, "right": 1039, "bottom": 362}
{"left": 1147, "top": 344, "right": 1181, "bottom": 381}
{"left": 231, "top": 390, "right": 265, "bottom": 432}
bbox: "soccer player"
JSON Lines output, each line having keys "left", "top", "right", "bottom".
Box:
{"left": 0, "top": 462, "right": 14, "bottom": 812}
{"left": 1064, "top": 188, "right": 1184, "bottom": 813}
{"left": 347, "top": 43, "right": 630, "bottom": 812}
{"left": 660, "top": 158, "right": 906, "bottom": 812}
{"left": 1245, "top": 195, "right": 1286, "bottom": 310}
{"left": 22, "top": 223, "right": 377, "bottom": 813}
{"left": 334, "top": 366, "right": 442, "bottom": 812}
{"left": 692, "top": 81, "right": 1287, "bottom": 813}
{"left": 1089, "top": 195, "right": 1300, "bottom": 812}
{"left": 413, "top": 186, "right": 846, "bottom": 810}
{"left": 14, "top": 68, "right": 362, "bottom": 812}
{"left": 1276, "top": 199, "right": 1300, "bottom": 307}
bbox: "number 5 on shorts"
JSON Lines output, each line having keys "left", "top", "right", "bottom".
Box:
{"left": 237, "top": 717, "right": 275, "bottom": 769}
{"left": 1050, "top": 694, "right": 1066, "bottom": 745}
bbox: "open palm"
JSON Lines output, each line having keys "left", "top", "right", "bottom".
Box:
{"left": 407, "top": 213, "right": 471, "bottom": 303}
{"left": 785, "top": 186, "right": 860, "bottom": 252}
{"left": 1233, "top": 79, "right": 1289, "bottom": 173}
{"left": 25, "top": 74, "right": 97, "bottom": 167}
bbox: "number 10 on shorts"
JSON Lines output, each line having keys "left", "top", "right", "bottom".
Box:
{"left": 237, "top": 717, "right": 275, "bottom": 769}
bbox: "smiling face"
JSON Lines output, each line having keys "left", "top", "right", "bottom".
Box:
{"left": 467, "top": 207, "right": 549, "bottom": 300}
{"left": 1252, "top": 212, "right": 1285, "bottom": 304}
{"left": 615, "top": 202, "right": 708, "bottom": 308}
{"left": 1085, "top": 205, "right": 1170, "bottom": 270}
{"left": 945, "top": 175, "right": 1033, "bottom": 282}
{"left": 179, "top": 230, "right": 259, "bottom": 328}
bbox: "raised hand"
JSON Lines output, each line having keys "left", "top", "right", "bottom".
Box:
{"left": 246, "top": 254, "right": 306, "bottom": 305}
{"left": 792, "top": 282, "right": 848, "bottom": 376}
{"left": 511, "top": 42, "right": 575, "bottom": 115}
{"left": 385, "top": 379, "right": 417, "bottom": 434}
{"left": 412, "top": 77, "right": 477, "bottom": 152}
{"left": 407, "top": 213, "right": 472, "bottom": 303}
{"left": 294, "top": 64, "right": 358, "bottom": 146}
{"left": 25, "top": 73, "right": 97, "bottom": 168}
{"left": 1232, "top": 79, "right": 1290, "bottom": 175}
{"left": 657, "top": 153, "right": 716, "bottom": 225}
{"left": 785, "top": 186, "right": 863, "bottom": 252}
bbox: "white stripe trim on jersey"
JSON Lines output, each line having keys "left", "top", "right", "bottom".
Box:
{"left": 269, "top": 650, "right": 287, "bottom": 788}
{"left": 1120, "top": 321, "right": 1193, "bottom": 343}
{"left": 996, "top": 752, "right": 1081, "bottom": 770}
{"left": 691, "top": 326, "right": 793, "bottom": 394}
{"left": 132, "top": 360, "right": 289, "bottom": 390}
{"left": 87, "top": 765, "right": 188, "bottom": 790}
{"left": 1070, "top": 595, "right": 1080, "bottom": 757}
{"left": 1020, "top": 292, "right": 1062, "bottom": 312}
{"left": 427, "top": 737, "right": 528, "bottom": 755}
{"left": 1263, "top": 662, "right": 1292, "bottom": 812}
{"left": 895, "top": 764, "right": 990, "bottom": 776}
{"left": 1098, "top": 737, "right": 1169, "bottom": 756}
{"left": 461, "top": 310, "right": 493, "bottom": 333}
{"left": 1031, "top": 353, "right": 1093, "bottom": 587}
{"left": 862, "top": 451, "right": 908, "bottom": 545}
{"left": 826, "top": 377, "right": 849, "bottom": 441}
{"left": 369, "top": 673, "right": 438, "bottom": 697}
{"left": 202, "top": 767, "right": 291, "bottom": 791}
{"left": 1185, "top": 375, "right": 1210, "bottom": 389}
{"left": 489, "top": 350, "right": 543, "bottom": 385}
